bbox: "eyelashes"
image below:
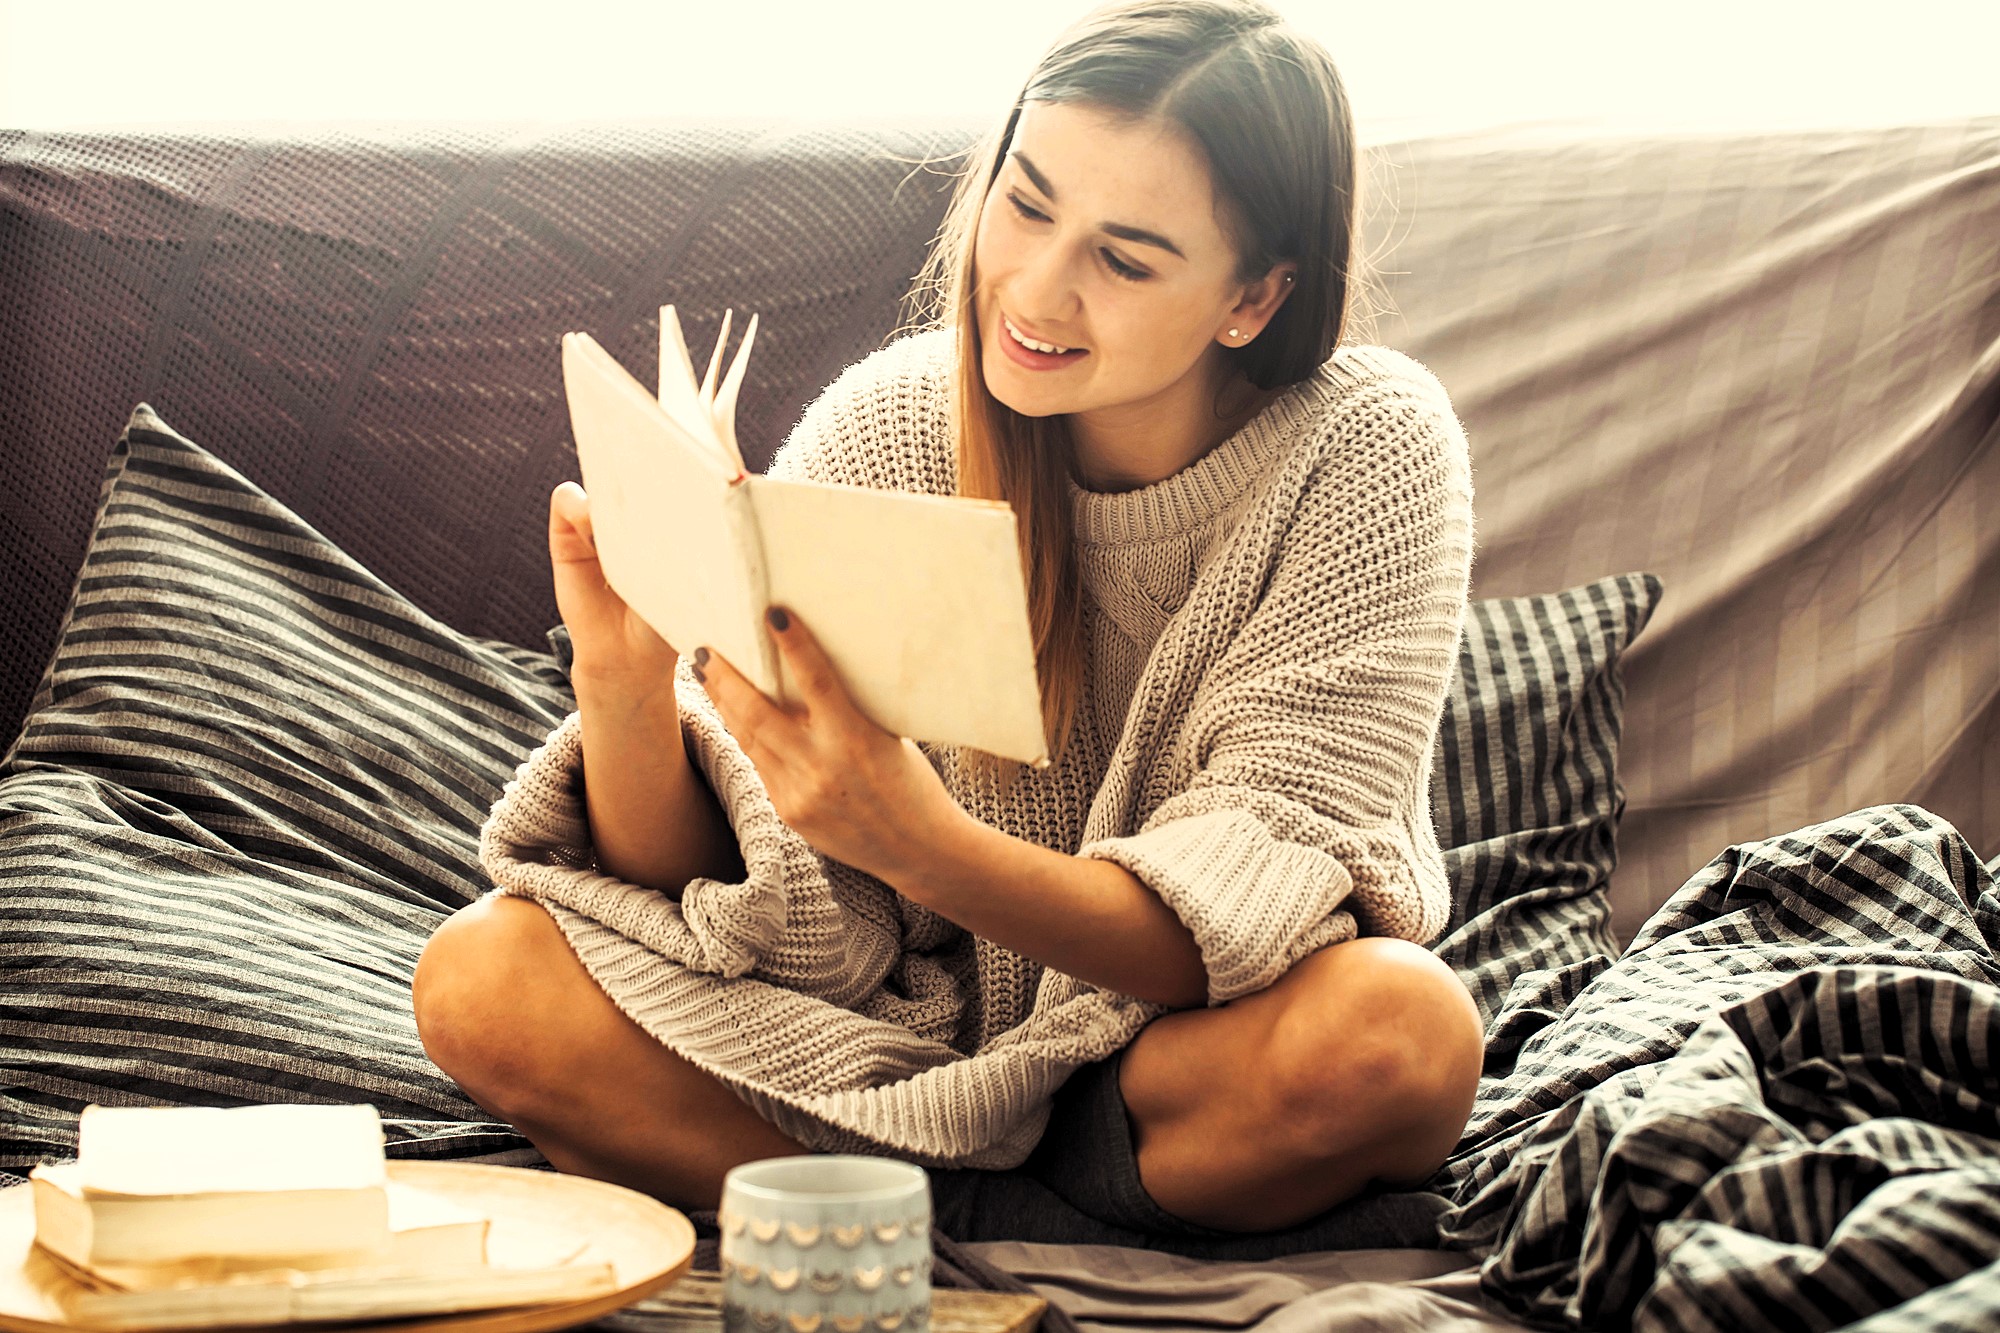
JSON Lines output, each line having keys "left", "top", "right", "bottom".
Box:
{"left": 1005, "top": 192, "right": 1149, "bottom": 283}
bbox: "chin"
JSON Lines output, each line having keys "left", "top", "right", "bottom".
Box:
{"left": 981, "top": 347, "right": 1069, "bottom": 419}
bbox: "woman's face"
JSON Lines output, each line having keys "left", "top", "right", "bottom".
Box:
{"left": 971, "top": 99, "right": 1287, "bottom": 424}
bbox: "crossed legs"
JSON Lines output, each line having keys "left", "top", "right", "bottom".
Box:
{"left": 412, "top": 894, "right": 1484, "bottom": 1232}
{"left": 1113, "top": 933, "right": 1483, "bottom": 1230}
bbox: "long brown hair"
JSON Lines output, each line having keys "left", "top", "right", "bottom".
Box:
{"left": 896, "top": 0, "right": 1367, "bottom": 798}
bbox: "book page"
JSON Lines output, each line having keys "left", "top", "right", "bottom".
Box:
{"left": 655, "top": 304, "right": 732, "bottom": 472}
{"left": 745, "top": 476, "right": 1048, "bottom": 766}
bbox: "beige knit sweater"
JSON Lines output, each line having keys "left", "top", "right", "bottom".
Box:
{"left": 478, "top": 327, "right": 1474, "bottom": 1169}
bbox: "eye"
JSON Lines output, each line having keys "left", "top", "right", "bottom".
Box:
{"left": 1006, "top": 191, "right": 1048, "bottom": 223}
{"left": 1005, "top": 193, "right": 1150, "bottom": 283}
{"left": 1101, "top": 250, "right": 1148, "bottom": 283}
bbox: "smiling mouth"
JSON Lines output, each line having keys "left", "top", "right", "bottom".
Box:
{"left": 1002, "top": 313, "right": 1084, "bottom": 356}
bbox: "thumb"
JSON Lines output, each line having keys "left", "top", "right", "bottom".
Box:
{"left": 549, "top": 481, "right": 598, "bottom": 565}
{"left": 547, "top": 482, "right": 629, "bottom": 638}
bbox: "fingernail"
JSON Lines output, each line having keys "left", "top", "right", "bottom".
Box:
{"left": 690, "top": 662, "right": 706, "bottom": 684}
{"left": 693, "top": 646, "right": 709, "bottom": 668}
{"left": 767, "top": 607, "right": 789, "bottom": 632}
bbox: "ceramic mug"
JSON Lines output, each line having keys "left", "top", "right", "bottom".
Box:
{"left": 718, "top": 1155, "right": 933, "bottom": 1333}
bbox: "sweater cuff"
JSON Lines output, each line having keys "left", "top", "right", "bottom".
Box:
{"left": 1077, "top": 808, "right": 1359, "bottom": 1005}
{"left": 476, "top": 691, "right": 799, "bottom": 978}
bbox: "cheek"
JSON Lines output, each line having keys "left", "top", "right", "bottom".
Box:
{"left": 971, "top": 207, "right": 1013, "bottom": 286}
{"left": 1100, "top": 298, "right": 1194, "bottom": 358}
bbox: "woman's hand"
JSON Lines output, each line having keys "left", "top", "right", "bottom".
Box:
{"left": 694, "top": 607, "right": 968, "bottom": 884}
{"left": 548, "top": 481, "right": 680, "bottom": 698}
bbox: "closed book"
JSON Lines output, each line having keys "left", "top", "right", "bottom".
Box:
{"left": 31, "top": 1104, "right": 390, "bottom": 1268}
{"left": 561, "top": 307, "right": 1049, "bottom": 767}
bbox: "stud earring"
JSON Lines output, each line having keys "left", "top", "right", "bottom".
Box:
{"left": 1228, "top": 328, "right": 1242, "bottom": 339}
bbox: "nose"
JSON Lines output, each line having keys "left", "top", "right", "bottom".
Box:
{"left": 1010, "top": 236, "right": 1082, "bottom": 331}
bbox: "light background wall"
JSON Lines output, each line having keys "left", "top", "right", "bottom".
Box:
{"left": 2, "top": 0, "right": 1995, "bottom": 133}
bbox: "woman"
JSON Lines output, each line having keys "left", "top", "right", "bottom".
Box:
{"left": 413, "top": 0, "right": 1483, "bottom": 1238}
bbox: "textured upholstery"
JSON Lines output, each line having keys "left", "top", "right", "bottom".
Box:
{"left": 0, "top": 118, "right": 978, "bottom": 747}
{"left": 1357, "top": 118, "right": 2000, "bottom": 932}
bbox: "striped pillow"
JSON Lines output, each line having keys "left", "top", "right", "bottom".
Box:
{"left": 0, "top": 405, "right": 568, "bottom": 1171}
{"left": 1427, "top": 573, "right": 1664, "bottom": 1027}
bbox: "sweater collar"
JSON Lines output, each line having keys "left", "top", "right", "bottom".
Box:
{"left": 1065, "top": 367, "right": 1331, "bottom": 546}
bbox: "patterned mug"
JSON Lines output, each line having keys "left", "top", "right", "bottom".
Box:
{"left": 718, "top": 1155, "right": 933, "bottom": 1333}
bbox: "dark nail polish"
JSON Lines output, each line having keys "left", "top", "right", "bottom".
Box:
{"left": 693, "top": 646, "right": 709, "bottom": 668}
{"left": 767, "top": 606, "right": 790, "bottom": 632}
{"left": 690, "top": 662, "right": 706, "bottom": 684}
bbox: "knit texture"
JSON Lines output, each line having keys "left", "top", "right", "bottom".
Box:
{"left": 478, "top": 327, "right": 1475, "bottom": 1168}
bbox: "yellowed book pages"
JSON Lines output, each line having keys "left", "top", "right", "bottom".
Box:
{"left": 48, "top": 1255, "right": 618, "bottom": 1330}
{"left": 746, "top": 477, "right": 1046, "bottom": 765}
{"left": 560, "top": 319, "right": 1048, "bottom": 767}
{"left": 52, "top": 1180, "right": 489, "bottom": 1291}
{"left": 35, "top": 1182, "right": 605, "bottom": 1330}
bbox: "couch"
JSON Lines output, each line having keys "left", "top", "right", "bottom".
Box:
{"left": 2, "top": 113, "right": 1997, "bottom": 1330}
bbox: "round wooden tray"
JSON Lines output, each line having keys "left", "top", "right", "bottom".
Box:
{"left": 0, "top": 1160, "right": 696, "bottom": 1333}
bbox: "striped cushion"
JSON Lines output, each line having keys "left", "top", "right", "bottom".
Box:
{"left": 1426, "top": 573, "right": 1664, "bottom": 1028}
{"left": 0, "top": 405, "right": 568, "bottom": 1171}
{"left": 1436, "top": 804, "right": 2000, "bottom": 1328}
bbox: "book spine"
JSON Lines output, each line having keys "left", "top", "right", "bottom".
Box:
{"left": 722, "top": 478, "right": 780, "bottom": 701}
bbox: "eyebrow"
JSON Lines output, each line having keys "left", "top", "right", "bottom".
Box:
{"left": 1007, "top": 151, "right": 1188, "bottom": 261}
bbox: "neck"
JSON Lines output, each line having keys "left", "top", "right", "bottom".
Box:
{"left": 1068, "top": 355, "right": 1277, "bottom": 493}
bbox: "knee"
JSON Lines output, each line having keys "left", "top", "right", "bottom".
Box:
{"left": 1263, "top": 938, "right": 1484, "bottom": 1169}
{"left": 412, "top": 895, "right": 565, "bottom": 1114}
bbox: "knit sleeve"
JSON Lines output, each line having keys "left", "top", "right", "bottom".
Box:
{"left": 762, "top": 328, "right": 956, "bottom": 495}
{"left": 1074, "top": 371, "right": 1474, "bottom": 1006}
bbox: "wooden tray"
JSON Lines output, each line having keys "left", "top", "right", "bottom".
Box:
{"left": 0, "top": 1160, "right": 697, "bottom": 1333}
{"left": 637, "top": 1273, "right": 1044, "bottom": 1333}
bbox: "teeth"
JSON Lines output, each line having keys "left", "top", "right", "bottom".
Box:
{"left": 1004, "top": 315, "right": 1072, "bottom": 355}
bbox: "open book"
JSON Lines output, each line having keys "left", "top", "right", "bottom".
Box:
{"left": 560, "top": 307, "right": 1049, "bottom": 767}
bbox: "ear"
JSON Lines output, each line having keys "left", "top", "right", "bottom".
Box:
{"left": 1219, "top": 261, "right": 1299, "bottom": 346}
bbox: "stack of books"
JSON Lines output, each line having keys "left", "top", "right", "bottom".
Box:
{"left": 28, "top": 1103, "right": 618, "bottom": 1329}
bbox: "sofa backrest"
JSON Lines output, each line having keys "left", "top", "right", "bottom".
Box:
{"left": 4, "top": 114, "right": 1996, "bottom": 936}
{"left": 1362, "top": 117, "right": 2000, "bottom": 934}
{"left": 0, "top": 115, "right": 974, "bottom": 731}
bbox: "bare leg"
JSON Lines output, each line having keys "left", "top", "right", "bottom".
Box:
{"left": 1116, "top": 936, "right": 1484, "bottom": 1232}
{"left": 416, "top": 899, "right": 1482, "bottom": 1229}
{"left": 412, "top": 894, "right": 801, "bottom": 1209}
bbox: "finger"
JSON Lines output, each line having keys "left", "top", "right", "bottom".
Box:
{"left": 548, "top": 482, "right": 599, "bottom": 566}
{"left": 763, "top": 606, "right": 857, "bottom": 720}
{"left": 691, "top": 643, "right": 797, "bottom": 767}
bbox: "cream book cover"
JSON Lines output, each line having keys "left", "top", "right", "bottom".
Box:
{"left": 560, "top": 306, "right": 1049, "bottom": 767}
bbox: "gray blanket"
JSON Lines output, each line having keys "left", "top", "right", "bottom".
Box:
{"left": 1436, "top": 803, "right": 2000, "bottom": 1330}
